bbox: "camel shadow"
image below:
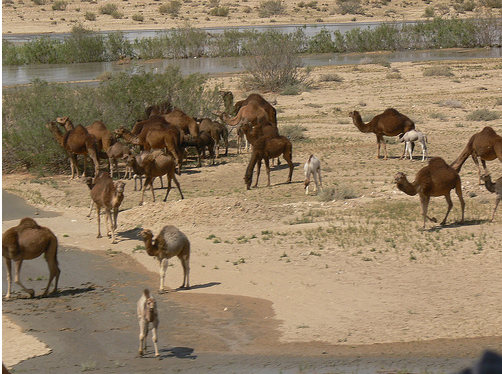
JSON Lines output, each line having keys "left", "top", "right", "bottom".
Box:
{"left": 3, "top": 285, "right": 97, "bottom": 301}
{"left": 425, "top": 219, "right": 486, "bottom": 232}
{"left": 184, "top": 282, "right": 221, "bottom": 290}
{"left": 119, "top": 227, "right": 143, "bottom": 241}
{"left": 161, "top": 347, "right": 197, "bottom": 360}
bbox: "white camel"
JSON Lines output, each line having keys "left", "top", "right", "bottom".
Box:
{"left": 304, "top": 154, "right": 322, "bottom": 195}
{"left": 399, "top": 129, "right": 428, "bottom": 161}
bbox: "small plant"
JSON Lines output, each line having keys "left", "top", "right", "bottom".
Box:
{"left": 423, "top": 65, "right": 454, "bottom": 77}
{"left": 52, "top": 0, "right": 67, "bottom": 10}
{"left": 111, "top": 11, "right": 123, "bottom": 19}
{"left": 466, "top": 109, "right": 500, "bottom": 121}
{"left": 32, "top": 0, "right": 46, "bottom": 4}
{"left": 438, "top": 99, "right": 464, "bottom": 108}
{"left": 258, "top": 0, "right": 285, "bottom": 17}
{"left": 132, "top": 13, "right": 144, "bottom": 21}
{"left": 99, "top": 3, "right": 118, "bottom": 15}
{"left": 280, "top": 124, "right": 306, "bottom": 140}
{"left": 159, "top": 1, "right": 182, "bottom": 15}
{"left": 337, "top": 0, "right": 363, "bottom": 15}
{"left": 81, "top": 360, "right": 97, "bottom": 372}
{"left": 319, "top": 73, "right": 343, "bottom": 82}
{"left": 423, "top": 5, "right": 435, "bottom": 17}
{"left": 84, "top": 11, "right": 96, "bottom": 21}
{"left": 209, "top": 6, "right": 229, "bottom": 16}
{"left": 132, "top": 245, "right": 145, "bottom": 253}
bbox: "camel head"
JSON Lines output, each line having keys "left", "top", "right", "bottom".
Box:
{"left": 138, "top": 229, "right": 154, "bottom": 242}
{"left": 480, "top": 173, "right": 491, "bottom": 184}
{"left": 114, "top": 180, "right": 126, "bottom": 194}
{"left": 394, "top": 172, "right": 407, "bottom": 184}
{"left": 348, "top": 111, "right": 359, "bottom": 120}
{"left": 113, "top": 127, "right": 127, "bottom": 137}
{"left": 244, "top": 173, "right": 252, "bottom": 190}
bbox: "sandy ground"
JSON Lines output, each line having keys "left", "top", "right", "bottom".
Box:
{"left": 3, "top": 0, "right": 492, "bottom": 36}
{"left": 2, "top": 56, "right": 502, "bottom": 371}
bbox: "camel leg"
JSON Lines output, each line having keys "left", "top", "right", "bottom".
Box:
{"left": 96, "top": 206, "right": 102, "bottom": 238}
{"left": 152, "top": 320, "right": 160, "bottom": 358}
{"left": 42, "top": 239, "right": 60, "bottom": 296}
{"left": 253, "top": 159, "right": 262, "bottom": 188}
{"left": 173, "top": 176, "right": 184, "bottom": 200}
{"left": 105, "top": 209, "right": 116, "bottom": 243}
{"left": 286, "top": 156, "right": 294, "bottom": 184}
{"left": 139, "top": 319, "right": 147, "bottom": 357}
{"left": 4, "top": 257, "right": 13, "bottom": 299}
{"left": 69, "top": 153, "right": 78, "bottom": 179}
{"left": 312, "top": 172, "right": 318, "bottom": 193}
{"left": 441, "top": 193, "right": 454, "bottom": 226}
{"left": 140, "top": 177, "right": 153, "bottom": 205}
{"left": 14, "top": 260, "right": 35, "bottom": 297}
{"left": 163, "top": 177, "right": 172, "bottom": 202}
{"left": 179, "top": 255, "right": 190, "bottom": 289}
{"left": 264, "top": 158, "right": 271, "bottom": 187}
{"left": 456, "top": 183, "right": 465, "bottom": 224}
{"left": 491, "top": 195, "right": 500, "bottom": 222}
{"left": 82, "top": 156, "right": 88, "bottom": 178}
{"left": 471, "top": 155, "right": 483, "bottom": 184}
{"left": 87, "top": 201, "right": 94, "bottom": 218}
{"left": 421, "top": 141, "right": 428, "bottom": 162}
{"left": 376, "top": 136, "right": 383, "bottom": 159}
{"left": 318, "top": 168, "right": 323, "bottom": 190}
{"left": 159, "top": 258, "right": 168, "bottom": 292}
{"left": 419, "top": 194, "right": 436, "bottom": 229}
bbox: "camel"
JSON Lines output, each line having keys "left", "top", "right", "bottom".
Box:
{"left": 46, "top": 121, "right": 100, "bottom": 178}
{"left": 90, "top": 171, "right": 125, "bottom": 243}
{"left": 399, "top": 129, "right": 428, "bottom": 162}
{"left": 236, "top": 124, "right": 251, "bottom": 154}
{"left": 56, "top": 116, "right": 115, "bottom": 155}
{"left": 220, "top": 100, "right": 270, "bottom": 129}
{"left": 244, "top": 134, "right": 293, "bottom": 189}
{"left": 107, "top": 142, "right": 132, "bottom": 179}
{"left": 231, "top": 93, "right": 277, "bottom": 126}
{"left": 394, "top": 157, "right": 465, "bottom": 229}
{"left": 349, "top": 108, "right": 415, "bottom": 159}
{"left": 138, "top": 225, "right": 190, "bottom": 291}
{"left": 128, "top": 151, "right": 183, "bottom": 205}
{"left": 451, "top": 126, "right": 502, "bottom": 184}
{"left": 115, "top": 124, "right": 184, "bottom": 175}
{"left": 304, "top": 154, "right": 322, "bottom": 195}
{"left": 2, "top": 217, "right": 60, "bottom": 298}
{"left": 219, "top": 90, "right": 236, "bottom": 115}
{"left": 480, "top": 173, "right": 502, "bottom": 222}
{"left": 197, "top": 118, "right": 229, "bottom": 157}
{"left": 182, "top": 131, "right": 215, "bottom": 167}
{"left": 137, "top": 289, "right": 160, "bottom": 358}
{"left": 162, "top": 107, "right": 199, "bottom": 138}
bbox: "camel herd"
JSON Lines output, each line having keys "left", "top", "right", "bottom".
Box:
{"left": 3, "top": 93, "right": 502, "bottom": 304}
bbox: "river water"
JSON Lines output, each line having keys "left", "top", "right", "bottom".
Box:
{"left": 3, "top": 47, "right": 501, "bottom": 87}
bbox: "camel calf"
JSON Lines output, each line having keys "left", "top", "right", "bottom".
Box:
{"left": 2, "top": 218, "right": 60, "bottom": 298}
{"left": 399, "top": 129, "right": 428, "bottom": 162}
{"left": 90, "top": 171, "right": 125, "bottom": 243}
{"left": 137, "top": 289, "right": 160, "bottom": 358}
{"left": 304, "top": 154, "right": 322, "bottom": 195}
{"left": 481, "top": 173, "right": 502, "bottom": 222}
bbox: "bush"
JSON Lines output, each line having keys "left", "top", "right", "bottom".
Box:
{"left": 84, "top": 11, "right": 96, "bottom": 21}
{"left": 280, "top": 124, "right": 306, "bottom": 140}
{"left": 317, "top": 185, "right": 358, "bottom": 202}
{"left": 210, "top": 6, "right": 229, "bottom": 16}
{"left": 319, "top": 73, "right": 343, "bottom": 82}
{"left": 258, "top": 0, "right": 285, "bottom": 17}
{"left": 100, "top": 4, "right": 118, "bottom": 15}
{"left": 52, "top": 0, "right": 67, "bottom": 10}
{"left": 423, "top": 65, "right": 454, "bottom": 76}
{"left": 337, "top": 0, "right": 363, "bottom": 15}
{"left": 479, "top": 0, "right": 502, "bottom": 7}
{"left": 159, "top": 1, "right": 182, "bottom": 15}
{"left": 132, "top": 13, "right": 144, "bottom": 22}
{"left": 466, "top": 109, "right": 500, "bottom": 121}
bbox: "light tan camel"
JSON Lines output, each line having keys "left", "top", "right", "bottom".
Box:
{"left": 220, "top": 100, "right": 270, "bottom": 129}
{"left": 244, "top": 134, "right": 293, "bottom": 189}
{"left": 130, "top": 151, "right": 183, "bottom": 205}
{"left": 138, "top": 225, "right": 190, "bottom": 291}
{"left": 480, "top": 173, "right": 502, "bottom": 222}
{"left": 46, "top": 121, "right": 100, "bottom": 178}
{"left": 137, "top": 289, "right": 160, "bottom": 358}
{"left": 2, "top": 217, "right": 60, "bottom": 298}
{"left": 90, "top": 171, "right": 125, "bottom": 243}
{"left": 228, "top": 93, "right": 278, "bottom": 126}
{"left": 394, "top": 157, "right": 465, "bottom": 229}
{"left": 349, "top": 108, "right": 415, "bottom": 159}
{"left": 451, "top": 126, "right": 502, "bottom": 184}
{"left": 197, "top": 118, "right": 229, "bottom": 157}
{"left": 162, "top": 107, "right": 199, "bottom": 138}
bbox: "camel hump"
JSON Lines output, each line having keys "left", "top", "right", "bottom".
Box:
{"left": 19, "top": 217, "right": 40, "bottom": 229}
{"left": 428, "top": 157, "right": 449, "bottom": 168}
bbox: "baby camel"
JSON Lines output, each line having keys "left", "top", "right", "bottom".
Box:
{"left": 139, "top": 226, "right": 190, "bottom": 292}
{"left": 137, "top": 288, "right": 160, "bottom": 358}
{"left": 2, "top": 218, "right": 60, "bottom": 298}
{"left": 304, "top": 154, "right": 322, "bottom": 195}
{"left": 90, "top": 171, "right": 125, "bottom": 243}
{"left": 480, "top": 173, "right": 502, "bottom": 222}
{"left": 395, "top": 157, "right": 465, "bottom": 229}
{"left": 399, "top": 129, "right": 428, "bottom": 162}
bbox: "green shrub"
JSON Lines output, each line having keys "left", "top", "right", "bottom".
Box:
{"left": 258, "top": 0, "right": 285, "bottom": 17}
{"left": 100, "top": 3, "right": 118, "bottom": 15}
{"left": 2, "top": 41, "right": 26, "bottom": 65}
{"left": 423, "top": 5, "right": 435, "bottom": 17}
{"left": 111, "top": 11, "right": 123, "bottom": 19}
{"left": 52, "top": 0, "right": 67, "bottom": 10}
{"left": 32, "top": 0, "right": 46, "bottom": 5}
{"left": 210, "top": 6, "right": 229, "bottom": 16}
{"left": 280, "top": 124, "right": 306, "bottom": 140}
{"left": 319, "top": 73, "right": 343, "bottom": 82}
{"left": 479, "top": 0, "right": 502, "bottom": 7}
{"left": 466, "top": 109, "right": 500, "bottom": 121}
{"left": 337, "top": 0, "right": 363, "bottom": 15}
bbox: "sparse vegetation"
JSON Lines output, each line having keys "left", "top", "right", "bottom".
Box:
{"left": 423, "top": 65, "right": 454, "bottom": 77}
{"left": 466, "top": 109, "right": 500, "bottom": 121}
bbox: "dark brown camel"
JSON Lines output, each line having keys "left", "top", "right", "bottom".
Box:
{"left": 349, "top": 108, "right": 415, "bottom": 159}
{"left": 46, "top": 121, "right": 100, "bottom": 178}
{"left": 182, "top": 131, "right": 215, "bottom": 167}
{"left": 197, "top": 118, "right": 229, "bottom": 157}
{"left": 90, "top": 171, "right": 125, "bottom": 244}
{"left": 244, "top": 134, "right": 293, "bottom": 189}
{"left": 2, "top": 217, "right": 60, "bottom": 298}
{"left": 451, "top": 126, "right": 502, "bottom": 184}
{"left": 480, "top": 173, "right": 502, "bottom": 222}
{"left": 56, "top": 116, "right": 115, "bottom": 154}
{"left": 394, "top": 157, "right": 465, "bottom": 229}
